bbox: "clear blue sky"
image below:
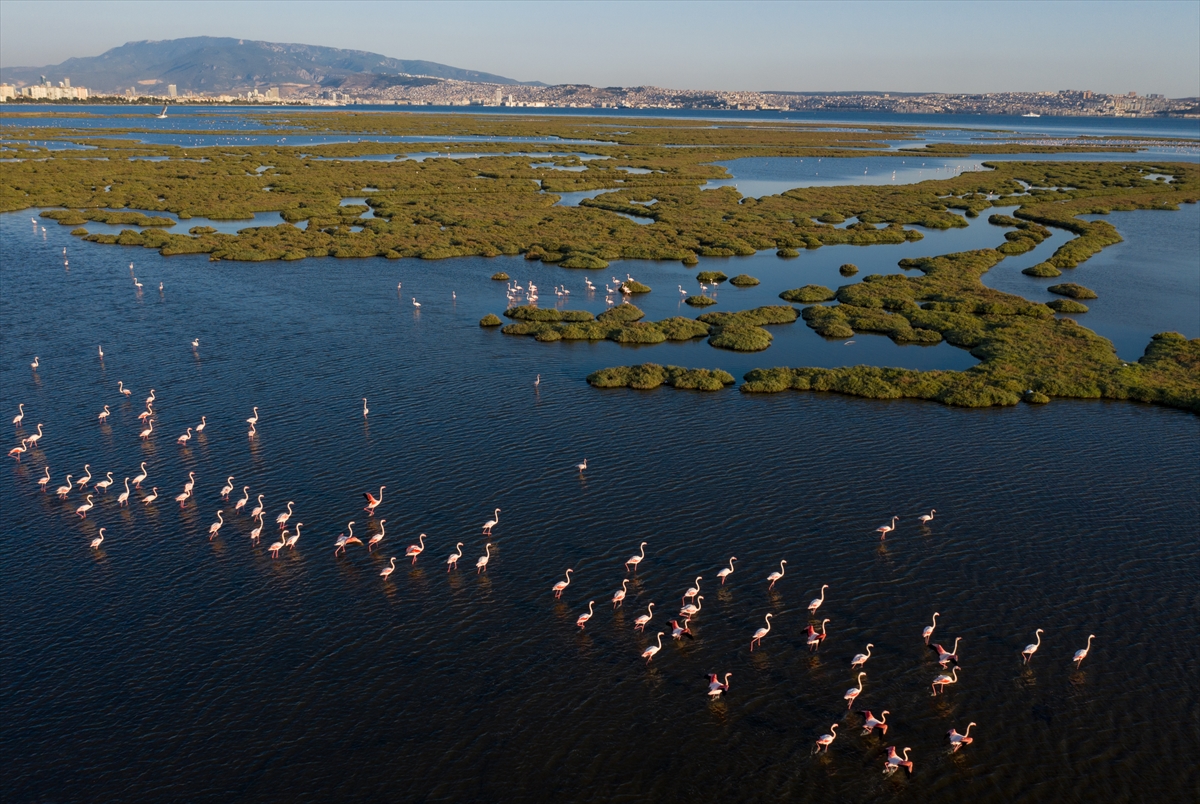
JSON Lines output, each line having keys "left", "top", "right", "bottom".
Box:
{"left": 2, "top": 0, "right": 1198, "bottom": 97}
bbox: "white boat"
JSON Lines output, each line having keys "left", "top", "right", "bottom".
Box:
{"left": 1021, "top": 112, "right": 1041, "bottom": 118}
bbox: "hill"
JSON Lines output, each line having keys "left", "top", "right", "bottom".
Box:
{"left": 0, "top": 36, "right": 539, "bottom": 94}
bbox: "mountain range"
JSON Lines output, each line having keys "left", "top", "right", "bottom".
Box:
{"left": 0, "top": 36, "right": 539, "bottom": 94}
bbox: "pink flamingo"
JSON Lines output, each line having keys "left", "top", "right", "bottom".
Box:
{"left": 923, "top": 612, "right": 939, "bottom": 644}
{"left": 862, "top": 710, "right": 889, "bottom": 735}
{"left": 717, "top": 556, "right": 737, "bottom": 584}
{"left": 767, "top": 560, "right": 787, "bottom": 590}
{"left": 633, "top": 602, "right": 655, "bottom": 631}
{"left": 814, "top": 724, "right": 838, "bottom": 753}
{"left": 405, "top": 532, "right": 427, "bottom": 564}
{"left": 948, "top": 722, "right": 975, "bottom": 752}
{"left": 446, "top": 542, "right": 464, "bottom": 571}
{"left": 552, "top": 568, "right": 574, "bottom": 599}
{"left": 368, "top": 519, "right": 387, "bottom": 552}
{"left": 363, "top": 485, "right": 385, "bottom": 516}
{"left": 576, "top": 600, "right": 595, "bottom": 629}
{"left": 641, "top": 632, "right": 664, "bottom": 664}
{"left": 624, "top": 541, "right": 647, "bottom": 572}
{"left": 750, "top": 613, "right": 773, "bottom": 651}
{"left": 381, "top": 557, "right": 398, "bottom": 580}
{"left": 876, "top": 516, "right": 898, "bottom": 539}
{"left": 885, "top": 746, "right": 913, "bottom": 775}
{"left": 707, "top": 672, "right": 731, "bottom": 698}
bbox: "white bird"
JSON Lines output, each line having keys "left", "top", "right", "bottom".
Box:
{"left": 139, "top": 419, "right": 154, "bottom": 440}
{"left": 876, "top": 516, "right": 899, "bottom": 539}
{"left": 612, "top": 578, "right": 629, "bottom": 609}
{"left": 815, "top": 723, "right": 838, "bottom": 753}
{"left": 174, "top": 489, "right": 191, "bottom": 508}
{"left": 368, "top": 519, "right": 387, "bottom": 552}
{"left": 183, "top": 471, "right": 196, "bottom": 495}
{"left": 552, "top": 568, "right": 574, "bottom": 598}
{"left": 38, "top": 466, "right": 51, "bottom": 492}
{"left": 932, "top": 666, "right": 959, "bottom": 695}
{"left": 844, "top": 672, "right": 866, "bottom": 708}
{"left": 918, "top": 509, "right": 936, "bottom": 525}
{"left": 246, "top": 406, "right": 259, "bottom": 425}
{"left": 707, "top": 672, "right": 732, "bottom": 698}
{"left": 412, "top": 297, "right": 421, "bottom": 307}
{"left": 851, "top": 643, "right": 874, "bottom": 668}
{"left": 195, "top": 415, "right": 206, "bottom": 433}
{"left": 808, "top": 584, "right": 829, "bottom": 614}
{"left": 446, "top": 542, "right": 464, "bottom": 571}
{"left": 75, "top": 494, "right": 95, "bottom": 518}
{"left": 575, "top": 458, "right": 587, "bottom": 473}
{"left": 94, "top": 471, "right": 114, "bottom": 493}
{"left": 404, "top": 532, "right": 426, "bottom": 564}
{"left": 208, "top": 510, "right": 224, "bottom": 540}
{"left": 576, "top": 600, "right": 595, "bottom": 629}
{"left": 250, "top": 495, "right": 265, "bottom": 519}
{"left": 76, "top": 465, "right": 92, "bottom": 488}
{"left": 91, "top": 528, "right": 106, "bottom": 550}
{"left": 625, "top": 541, "right": 647, "bottom": 572}
{"left": 98, "top": 345, "right": 104, "bottom": 359}
{"left": 482, "top": 508, "right": 500, "bottom": 535}
{"left": 633, "top": 602, "right": 655, "bottom": 631}
{"left": 717, "top": 556, "right": 737, "bottom": 584}
{"left": 142, "top": 487, "right": 158, "bottom": 505}
{"left": 1022, "top": 629, "right": 1044, "bottom": 664}
{"left": 381, "top": 556, "right": 398, "bottom": 580}
{"left": 362, "top": 398, "right": 369, "bottom": 418}
{"left": 177, "top": 427, "right": 192, "bottom": 445}
{"left": 234, "top": 487, "right": 250, "bottom": 513}
{"left": 683, "top": 576, "right": 702, "bottom": 603}
{"left": 923, "top": 612, "right": 940, "bottom": 645}
{"left": 220, "top": 476, "right": 234, "bottom": 499}
{"left": 641, "top": 632, "right": 664, "bottom": 664}
{"left": 948, "top": 722, "right": 976, "bottom": 753}
{"left": 268, "top": 531, "right": 287, "bottom": 558}
{"left": 275, "top": 501, "right": 294, "bottom": 529}
{"left": 1073, "top": 634, "right": 1095, "bottom": 668}
{"left": 13, "top": 403, "right": 24, "bottom": 427}
{"left": 750, "top": 612, "right": 773, "bottom": 651}
{"left": 117, "top": 478, "right": 131, "bottom": 506}
{"left": 30, "top": 356, "right": 39, "bottom": 369}
{"left": 97, "top": 405, "right": 111, "bottom": 424}
{"left": 118, "top": 381, "right": 132, "bottom": 397}
{"left": 285, "top": 523, "right": 303, "bottom": 549}
{"left": 476, "top": 542, "right": 492, "bottom": 573}
{"left": 191, "top": 338, "right": 199, "bottom": 348}
{"left": 767, "top": 559, "right": 787, "bottom": 590}
{"left": 680, "top": 595, "right": 704, "bottom": 618}
{"left": 250, "top": 517, "right": 266, "bottom": 543}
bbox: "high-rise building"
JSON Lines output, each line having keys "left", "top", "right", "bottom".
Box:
{"left": 168, "top": 84, "right": 177, "bottom": 98}
{"left": 265, "top": 87, "right": 280, "bottom": 100}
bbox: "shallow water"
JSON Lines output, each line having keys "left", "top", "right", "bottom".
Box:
{"left": 3, "top": 199, "right": 1198, "bottom": 804}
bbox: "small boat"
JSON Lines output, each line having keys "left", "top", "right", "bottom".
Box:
{"left": 1022, "top": 112, "right": 1041, "bottom": 118}
{"left": 156, "top": 105, "right": 168, "bottom": 119}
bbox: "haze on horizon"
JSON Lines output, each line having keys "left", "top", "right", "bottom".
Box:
{"left": 1, "top": 0, "right": 1198, "bottom": 98}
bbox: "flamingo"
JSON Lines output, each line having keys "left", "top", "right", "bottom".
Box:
{"left": 177, "top": 427, "right": 192, "bottom": 446}
{"left": 534, "top": 374, "right": 540, "bottom": 388}
{"left": 56, "top": 475, "right": 74, "bottom": 498}
{"left": 115, "top": 477, "right": 131, "bottom": 505}
{"left": 12, "top": 404, "right": 24, "bottom": 427}
{"left": 405, "top": 532, "right": 427, "bottom": 564}
{"left": 1073, "top": 634, "right": 1096, "bottom": 668}
{"left": 38, "top": 466, "right": 51, "bottom": 492}
{"left": 91, "top": 528, "right": 106, "bottom": 549}
{"left": 625, "top": 541, "right": 647, "bottom": 572}
{"left": 94, "top": 472, "right": 114, "bottom": 493}
{"left": 146, "top": 389, "right": 156, "bottom": 407}
{"left": 845, "top": 672, "right": 866, "bottom": 709}
{"left": 808, "top": 584, "right": 829, "bottom": 614}
{"left": 1022, "top": 629, "right": 1044, "bottom": 664}
{"left": 138, "top": 405, "right": 154, "bottom": 422}
{"left": 885, "top": 746, "right": 913, "bottom": 775}
{"left": 671, "top": 618, "right": 695, "bottom": 640}
{"left": 248, "top": 421, "right": 257, "bottom": 439}
{"left": 576, "top": 600, "right": 595, "bottom": 629}
{"left": 948, "top": 723, "right": 976, "bottom": 753}
{"left": 412, "top": 297, "right": 421, "bottom": 307}
{"left": 918, "top": 509, "right": 936, "bottom": 526}
{"left": 220, "top": 476, "right": 235, "bottom": 499}
{"left": 446, "top": 542, "right": 464, "bottom": 571}
{"left": 76, "top": 465, "right": 92, "bottom": 489}
{"left": 381, "top": 556, "right": 398, "bottom": 580}
{"left": 76, "top": 494, "right": 95, "bottom": 518}
{"left": 234, "top": 487, "right": 250, "bottom": 513}
{"left": 134, "top": 278, "right": 143, "bottom": 289}
{"left": 24, "top": 423, "right": 43, "bottom": 448}
{"left": 932, "top": 666, "right": 959, "bottom": 695}
{"left": 482, "top": 508, "right": 500, "bottom": 535}
{"left": 132, "top": 462, "right": 148, "bottom": 488}
{"left": 268, "top": 531, "right": 286, "bottom": 558}
{"left": 750, "top": 612, "right": 773, "bottom": 651}
{"left": 98, "top": 345, "right": 104, "bottom": 359}
{"left": 862, "top": 710, "right": 889, "bottom": 735}
{"left": 8, "top": 440, "right": 28, "bottom": 461}
{"left": 251, "top": 517, "right": 266, "bottom": 543}
{"left": 30, "top": 357, "right": 38, "bottom": 370}
{"left": 246, "top": 406, "right": 258, "bottom": 425}
{"left": 717, "top": 557, "right": 737, "bottom": 584}
{"left": 208, "top": 510, "right": 224, "bottom": 540}
{"left": 575, "top": 458, "right": 587, "bottom": 474}
{"left": 276, "top": 501, "right": 294, "bottom": 529}
{"left": 196, "top": 415, "right": 206, "bottom": 433}
{"left": 250, "top": 494, "right": 265, "bottom": 519}
{"left": 285, "top": 523, "right": 303, "bottom": 549}
{"left": 923, "top": 612, "right": 940, "bottom": 645}
{"left": 174, "top": 489, "right": 191, "bottom": 508}
{"left": 807, "top": 619, "right": 830, "bottom": 651}
{"left": 851, "top": 644, "right": 874, "bottom": 669}
{"left": 767, "top": 559, "right": 787, "bottom": 590}
{"left": 118, "top": 381, "right": 131, "bottom": 397}
{"left": 641, "top": 632, "right": 664, "bottom": 664}
{"left": 934, "top": 637, "right": 961, "bottom": 667}
{"left": 876, "top": 516, "right": 898, "bottom": 539}
{"left": 680, "top": 595, "right": 704, "bottom": 618}
{"left": 142, "top": 487, "right": 158, "bottom": 505}
{"left": 183, "top": 472, "right": 196, "bottom": 495}
{"left": 707, "top": 672, "right": 731, "bottom": 698}
{"left": 139, "top": 419, "right": 154, "bottom": 440}
{"left": 362, "top": 486, "right": 385, "bottom": 516}
{"left": 362, "top": 398, "right": 369, "bottom": 418}
{"left": 815, "top": 724, "right": 839, "bottom": 753}
{"left": 345, "top": 521, "right": 361, "bottom": 546}
{"left": 683, "top": 576, "right": 702, "bottom": 604}
{"left": 634, "top": 602, "right": 655, "bottom": 631}
{"left": 368, "top": 519, "right": 387, "bottom": 552}
{"left": 552, "top": 568, "right": 574, "bottom": 599}
{"left": 612, "top": 578, "right": 629, "bottom": 609}
{"left": 476, "top": 542, "right": 492, "bottom": 573}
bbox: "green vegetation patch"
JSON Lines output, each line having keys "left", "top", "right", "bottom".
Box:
{"left": 839, "top": 263, "right": 860, "bottom": 276}
{"left": 587, "top": 363, "right": 735, "bottom": 391}
{"left": 1046, "top": 299, "right": 1089, "bottom": 313}
{"left": 70, "top": 227, "right": 88, "bottom": 236}
{"left": 622, "top": 279, "right": 652, "bottom": 294}
{"left": 559, "top": 253, "right": 609, "bottom": 270}
{"left": 504, "top": 305, "right": 596, "bottom": 322}
{"left": 729, "top": 274, "right": 760, "bottom": 286}
{"left": 777, "top": 248, "right": 800, "bottom": 258}
{"left": 596, "top": 303, "right": 645, "bottom": 323}
{"left": 696, "top": 271, "right": 729, "bottom": 283}
{"left": 41, "top": 208, "right": 176, "bottom": 227}
{"left": 697, "top": 305, "right": 800, "bottom": 328}
{"left": 480, "top": 313, "right": 503, "bottom": 326}
{"left": 1022, "top": 263, "right": 1062, "bottom": 277}
{"left": 780, "top": 285, "right": 836, "bottom": 303}
{"left": 1048, "top": 283, "right": 1098, "bottom": 300}
{"left": 685, "top": 295, "right": 717, "bottom": 307}
{"left": 709, "top": 325, "right": 773, "bottom": 352}
{"left": 491, "top": 272, "right": 510, "bottom": 281}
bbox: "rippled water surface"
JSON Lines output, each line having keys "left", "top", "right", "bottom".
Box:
{"left": 2, "top": 207, "right": 1197, "bottom": 803}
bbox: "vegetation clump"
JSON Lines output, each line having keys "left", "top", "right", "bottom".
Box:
{"left": 479, "top": 313, "right": 503, "bottom": 326}
{"left": 780, "top": 285, "right": 836, "bottom": 303}
{"left": 70, "top": 227, "right": 88, "bottom": 236}
{"left": 596, "top": 303, "right": 645, "bottom": 323}
{"left": 729, "top": 274, "right": 760, "bottom": 286}
{"left": 559, "top": 253, "right": 609, "bottom": 270}
{"left": 685, "top": 295, "right": 717, "bottom": 307}
{"left": 839, "top": 263, "right": 859, "bottom": 276}
{"left": 491, "top": 272, "right": 510, "bottom": 281}
{"left": 709, "top": 325, "right": 773, "bottom": 351}
{"left": 777, "top": 248, "right": 800, "bottom": 258}
{"left": 622, "top": 279, "right": 652, "bottom": 293}
{"left": 696, "top": 271, "right": 728, "bottom": 283}
{"left": 1048, "top": 283, "right": 1098, "bottom": 300}
{"left": 1022, "top": 263, "right": 1062, "bottom": 277}
{"left": 189, "top": 226, "right": 218, "bottom": 235}
{"left": 587, "top": 364, "right": 735, "bottom": 391}
{"left": 1046, "top": 299, "right": 1089, "bottom": 313}
{"left": 504, "top": 305, "right": 595, "bottom": 322}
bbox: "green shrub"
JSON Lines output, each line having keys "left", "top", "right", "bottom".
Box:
{"left": 1048, "top": 283, "right": 1098, "bottom": 299}
{"left": 682, "top": 253, "right": 699, "bottom": 266}
{"left": 777, "top": 248, "right": 800, "bottom": 258}
{"left": 685, "top": 295, "right": 716, "bottom": 307}
{"left": 560, "top": 253, "right": 608, "bottom": 269}
{"left": 623, "top": 279, "right": 652, "bottom": 293}
{"left": 480, "top": 313, "right": 503, "bottom": 326}
{"left": 698, "top": 305, "right": 798, "bottom": 328}
{"left": 709, "top": 325, "right": 773, "bottom": 351}
{"left": 839, "top": 263, "right": 859, "bottom": 276}
{"left": 491, "top": 272, "right": 510, "bottom": 280}
{"left": 189, "top": 226, "right": 217, "bottom": 235}
{"left": 504, "top": 305, "right": 595, "bottom": 322}
{"left": 780, "top": 285, "right": 836, "bottom": 303}
{"left": 611, "top": 323, "right": 668, "bottom": 344}
{"left": 656, "top": 317, "right": 712, "bottom": 340}
{"left": 70, "top": 227, "right": 88, "bottom": 236}
{"left": 1022, "top": 263, "right": 1062, "bottom": 277}
{"left": 587, "top": 364, "right": 735, "bottom": 391}
{"left": 696, "top": 271, "right": 728, "bottom": 283}
{"left": 1046, "top": 299, "right": 1089, "bottom": 313}
{"left": 597, "top": 303, "right": 645, "bottom": 323}
{"left": 729, "top": 274, "right": 760, "bottom": 286}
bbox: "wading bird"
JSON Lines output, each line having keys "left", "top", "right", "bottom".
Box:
{"left": 807, "top": 619, "right": 830, "bottom": 651}
{"left": 1073, "top": 634, "right": 1096, "bottom": 668}
{"left": 132, "top": 462, "right": 148, "bottom": 488}
{"left": 196, "top": 416, "right": 206, "bottom": 433}
{"left": 576, "top": 600, "right": 595, "bottom": 629}
{"left": 717, "top": 557, "right": 737, "bottom": 584}
{"left": 683, "top": 576, "right": 702, "bottom": 604}
{"left": 246, "top": 407, "right": 258, "bottom": 426}
{"left": 38, "top": 467, "right": 51, "bottom": 492}
{"left": 552, "top": 568, "right": 573, "bottom": 599}
{"left": 381, "top": 557, "right": 398, "bottom": 580}
{"left": 368, "top": 520, "right": 387, "bottom": 552}
{"left": 680, "top": 595, "right": 704, "bottom": 619}
{"left": 815, "top": 724, "right": 838, "bottom": 753}
{"left": 405, "top": 532, "right": 427, "bottom": 564}
{"left": 13, "top": 404, "right": 24, "bottom": 427}
{"left": 476, "top": 543, "right": 492, "bottom": 573}
{"left": 862, "top": 710, "right": 889, "bottom": 735}
{"left": 234, "top": 487, "right": 250, "bottom": 513}
{"left": 139, "top": 419, "right": 154, "bottom": 440}
{"left": 750, "top": 613, "right": 773, "bottom": 651}
{"left": 851, "top": 644, "right": 874, "bottom": 669}
{"left": 885, "top": 746, "right": 913, "bottom": 775}
{"left": 446, "top": 542, "right": 464, "bottom": 571}
{"left": 482, "top": 508, "right": 500, "bottom": 535}
{"left": 8, "top": 440, "right": 28, "bottom": 461}
{"left": 671, "top": 618, "right": 694, "bottom": 640}
{"left": 845, "top": 672, "right": 866, "bottom": 709}
{"left": 176, "top": 427, "right": 193, "bottom": 446}
{"left": 576, "top": 458, "right": 587, "bottom": 474}
{"left": 612, "top": 578, "right": 629, "bottom": 608}
{"left": 918, "top": 509, "right": 936, "bottom": 526}
{"left": 250, "top": 517, "right": 266, "bottom": 543}
{"left": 94, "top": 472, "right": 114, "bottom": 493}
{"left": 116, "top": 477, "right": 131, "bottom": 505}
{"left": 625, "top": 541, "right": 647, "bottom": 572}
{"left": 641, "top": 632, "right": 664, "bottom": 664}
{"left": 118, "top": 381, "right": 131, "bottom": 397}
{"left": 250, "top": 495, "right": 265, "bottom": 520}
{"left": 634, "top": 602, "right": 655, "bottom": 631}
{"left": 932, "top": 666, "right": 959, "bottom": 696}
{"left": 808, "top": 584, "right": 829, "bottom": 614}
{"left": 948, "top": 723, "right": 975, "bottom": 753}
{"left": 268, "top": 531, "right": 287, "bottom": 558}
{"left": 934, "top": 637, "right": 961, "bottom": 668}
{"left": 923, "top": 612, "right": 940, "bottom": 645}
{"left": 142, "top": 487, "right": 158, "bottom": 505}
{"left": 76, "top": 466, "right": 92, "bottom": 489}
{"left": 276, "top": 501, "right": 294, "bottom": 529}
{"left": 76, "top": 494, "right": 95, "bottom": 518}
{"left": 91, "top": 528, "right": 106, "bottom": 550}
{"left": 24, "top": 423, "right": 43, "bottom": 449}
{"left": 208, "top": 510, "right": 224, "bottom": 540}
{"left": 30, "top": 357, "right": 38, "bottom": 370}
{"left": 1022, "top": 629, "right": 1044, "bottom": 664}
{"left": 98, "top": 405, "right": 111, "bottom": 423}
{"left": 876, "top": 516, "right": 898, "bottom": 539}
{"left": 707, "top": 672, "right": 731, "bottom": 698}
{"left": 56, "top": 475, "right": 74, "bottom": 498}
{"left": 220, "top": 477, "right": 234, "bottom": 499}
{"left": 362, "top": 398, "right": 368, "bottom": 418}
{"left": 767, "top": 560, "right": 788, "bottom": 590}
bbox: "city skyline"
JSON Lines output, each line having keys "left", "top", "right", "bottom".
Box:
{"left": 1, "top": 0, "right": 1198, "bottom": 98}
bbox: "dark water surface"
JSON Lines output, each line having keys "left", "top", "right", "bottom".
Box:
{"left": 2, "top": 211, "right": 1197, "bottom": 803}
